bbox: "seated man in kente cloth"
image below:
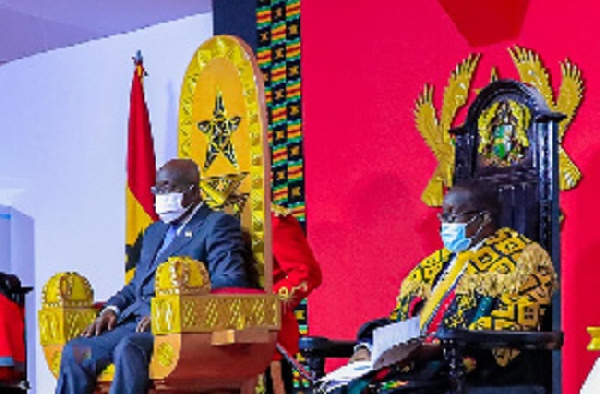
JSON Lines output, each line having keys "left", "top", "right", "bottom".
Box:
{"left": 321, "top": 182, "right": 557, "bottom": 394}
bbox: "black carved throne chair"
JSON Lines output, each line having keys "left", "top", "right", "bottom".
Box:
{"left": 299, "top": 80, "right": 564, "bottom": 394}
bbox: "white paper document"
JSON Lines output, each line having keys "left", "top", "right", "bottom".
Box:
{"left": 371, "top": 316, "right": 421, "bottom": 369}
{"left": 318, "top": 317, "right": 422, "bottom": 391}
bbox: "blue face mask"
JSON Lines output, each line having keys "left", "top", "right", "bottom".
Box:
{"left": 440, "top": 222, "right": 473, "bottom": 252}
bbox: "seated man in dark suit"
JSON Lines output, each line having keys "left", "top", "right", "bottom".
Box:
{"left": 321, "top": 182, "right": 557, "bottom": 393}
{"left": 56, "top": 158, "right": 249, "bottom": 394}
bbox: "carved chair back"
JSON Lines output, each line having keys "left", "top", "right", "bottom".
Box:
{"left": 451, "top": 79, "right": 564, "bottom": 391}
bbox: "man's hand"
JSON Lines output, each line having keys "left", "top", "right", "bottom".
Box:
{"left": 136, "top": 316, "right": 151, "bottom": 333}
{"left": 82, "top": 309, "right": 117, "bottom": 337}
{"left": 349, "top": 347, "right": 371, "bottom": 363}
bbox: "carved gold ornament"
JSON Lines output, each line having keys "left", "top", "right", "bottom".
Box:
{"left": 156, "top": 343, "right": 175, "bottom": 367}
{"left": 39, "top": 272, "right": 96, "bottom": 346}
{"left": 151, "top": 294, "right": 280, "bottom": 335}
{"left": 197, "top": 90, "right": 242, "bottom": 171}
{"left": 152, "top": 258, "right": 280, "bottom": 335}
{"left": 417, "top": 47, "right": 584, "bottom": 206}
{"left": 478, "top": 100, "right": 531, "bottom": 167}
{"left": 178, "top": 35, "right": 269, "bottom": 285}
{"left": 42, "top": 272, "right": 94, "bottom": 308}
{"left": 155, "top": 256, "right": 211, "bottom": 296}
{"left": 39, "top": 272, "right": 97, "bottom": 378}
{"left": 509, "top": 46, "right": 584, "bottom": 191}
{"left": 200, "top": 173, "right": 249, "bottom": 214}
{"left": 415, "top": 54, "right": 480, "bottom": 206}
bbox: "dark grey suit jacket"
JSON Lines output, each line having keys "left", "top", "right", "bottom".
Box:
{"left": 106, "top": 204, "right": 248, "bottom": 322}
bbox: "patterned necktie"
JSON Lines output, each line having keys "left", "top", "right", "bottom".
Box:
{"left": 155, "top": 225, "right": 178, "bottom": 261}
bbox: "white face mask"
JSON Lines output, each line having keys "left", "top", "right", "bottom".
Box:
{"left": 440, "top": 212, "right": 489, "bottom": 253}
{"left": 155, "top": 192, "right": 187, "bottom": 223}
{"left": 440, "top": 222, "right": 472, "bottom": 252}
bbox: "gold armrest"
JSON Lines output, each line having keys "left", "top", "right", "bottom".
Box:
{"left": 149, "top": 258, "right": 281, "bottom": 382}
{"left": 38, "top": 272, "right": 97, "bottom": 377}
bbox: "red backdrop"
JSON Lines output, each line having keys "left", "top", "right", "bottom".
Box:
{"left": 301, "top": 0, "right": 600, "bottom": 392}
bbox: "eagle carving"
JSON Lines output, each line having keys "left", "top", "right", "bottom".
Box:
{"left": 415, "top": 54, "right": 480, "bottom": 206}
{"left": 509, "top": 46, "right": 584, "bottom": 190}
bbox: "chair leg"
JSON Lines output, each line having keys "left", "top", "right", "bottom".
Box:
{"left": 304, "top": 353, "right": 325, "bottom": 380}
{"left": 444, "top": 342, "right": 466, "bottom": 394}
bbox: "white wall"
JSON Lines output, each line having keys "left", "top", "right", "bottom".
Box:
{"left": 0, "top": 13, "right": 213, "bottom": 393}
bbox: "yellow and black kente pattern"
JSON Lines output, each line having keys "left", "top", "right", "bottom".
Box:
{"left": 257, "top": 0, "right": 304, "bottom": 220}
{"left": 390, "top": 228, "right": 557, "bottom": 367}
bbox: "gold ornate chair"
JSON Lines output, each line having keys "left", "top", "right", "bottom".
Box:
{"left": 39, "top": 35, "right": 279, "bottom": 393}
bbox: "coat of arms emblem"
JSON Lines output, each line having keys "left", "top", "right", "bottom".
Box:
{"left": 478, "top": 100, "right": 531, "bottom": 167}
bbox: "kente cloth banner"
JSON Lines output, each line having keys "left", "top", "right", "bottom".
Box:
{"left": 0, "top": 293, "right": 25, "bottom": 376}
{"left": 257, "top": 0, "right": 309, "bottom": 391}
{"left": 125, "top": 55, "right": 158, "bottom": 280}
{"left": 257, "top": 0, "right": 305, "bottom": 223}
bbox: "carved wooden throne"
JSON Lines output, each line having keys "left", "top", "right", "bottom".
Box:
{"left": 300, "top": 80, "right": 564, "bottom": 394}
{"left": 437, "top": 79, "right": 564, "bottom": 394}
{"left": 38, "top": 35, "right": 278, "bottom": 393}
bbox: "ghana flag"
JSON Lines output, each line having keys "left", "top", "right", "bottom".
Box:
{"left": 125, "top": 52, "right": 158, "bottom": 282}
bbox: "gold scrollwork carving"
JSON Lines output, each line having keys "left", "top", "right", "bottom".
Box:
{"left": 509, "top": 46, "right": 584, "bottom": 191}
{"left": 205, "top": 299, "right": 218, "bottom": 328}
{"left": 156, "top": 343, "right": 175, "bottom": 368}
{"left": 416, "top": 46, "right": 585, "bottom": 206}
{"left": 152, "top": 295, "right": 280, "bottom": 335}
{"left": 153, "top": 298, "right": 176, "bottom": 333}
{"left": 178, "top": 35, "right": 268, "bottom": 286}
{"left": 415, "top": 55, "right": 480, "bottom": 207}
{"left": 42, "top": 272, "right": 94, "bottom": 308}
{"left": 155, "top": 256, "right": 211, "bottom": 296}
{"left": 478, "top": 100, "right": 531, "bottom": 167}
{"left": 183, "top": 299, "right": 198, "bottom": 327}
{"left": 228, "top": 298, "right": 243, "bottom": 329}
{"left": 250, "top": 298, "right": 266, "bottom": 326}
{"left": 39, "top": 304, "right": 96, "bottom": 346}
{"left": 39, "top": 310, "right": 61, "bottom": 345}
{"left": 51, "top": 350, "right": 62, "bottom": 377}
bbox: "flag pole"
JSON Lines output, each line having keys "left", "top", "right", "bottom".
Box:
{"left": 125, "top": 49, "right": 157, "bottom": 282}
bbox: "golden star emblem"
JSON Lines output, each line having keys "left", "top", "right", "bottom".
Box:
{"left": 197, "top": 91, "right": 241, "bottom": 170}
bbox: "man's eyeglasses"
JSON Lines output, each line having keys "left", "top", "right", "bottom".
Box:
{"left": 437, "top": 211, "right": 481, "bottom": 223}
{"left": 150, "top": 184, "right": 194, "bottom": 195}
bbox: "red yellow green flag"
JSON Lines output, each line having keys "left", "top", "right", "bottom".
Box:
{"left": 125, "top": 53, "right": 157, "bottom": 282}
